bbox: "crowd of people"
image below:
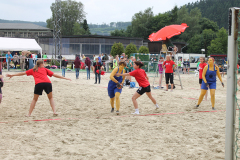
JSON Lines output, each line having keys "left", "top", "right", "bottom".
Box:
{"left": 64, "top": 53, "right": 136, "bottom": 85}
{"left": 2, "top": 51, "right": 42, "bottom": 71}
{"left": 0, "top": 50, "right": 228, "bottom": 116}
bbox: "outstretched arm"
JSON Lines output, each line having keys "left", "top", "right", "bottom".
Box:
{"left": 52, "top": 74, "right": 71, "bottom": 81}
{"left": 115, "top": 73, "right": 130, "bottom": 77}
{"left": 6, "top": 72, "right": 26, "bottom": 79}
{"left": 202, "top": 66, "right": 208, "bottom": 83}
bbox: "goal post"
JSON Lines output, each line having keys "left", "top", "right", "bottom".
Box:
{"left": 225, "top": 7, "right": 240, "bottom": 160}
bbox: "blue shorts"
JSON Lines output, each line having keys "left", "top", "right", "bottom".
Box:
{"left": 201, "top": 81, "right": 216, "bottom": 90}
{"left": 108, "top": 86, "right": 122, "bottom": 98}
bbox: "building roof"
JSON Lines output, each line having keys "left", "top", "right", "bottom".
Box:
{"left": 39, "top": 35, "right": 143, "bottom": 40}
{"left": 0, "top": 23, "right": 50, "bottom": 30}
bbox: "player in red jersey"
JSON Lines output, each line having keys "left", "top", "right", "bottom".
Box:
{"left": 115, "top": 61, "right": 159, "bottom": 114}
{"left": 6, "top": 60, "right": 71, "bottom": 117}
{"left": 163, "top": 55, "right": 177, "bottom": 91}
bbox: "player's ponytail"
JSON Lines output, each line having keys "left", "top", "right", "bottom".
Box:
{"left": 134, "top": 61, "right": 144, "bottom": 68}
{"left": 33, "top": 60, "right": 44, "bottom": 72}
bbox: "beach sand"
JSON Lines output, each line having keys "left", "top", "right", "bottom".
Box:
{"left": 0, "top": 71, "right": 229, "bottom": 159}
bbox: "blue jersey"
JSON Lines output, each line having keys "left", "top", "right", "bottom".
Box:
{"left": 201, "top": 65, "right": 217, "bottom": 90}
{"left": 206, "top": 65, "right": 216, "bottom": 83}
{"left": 108, "top": 68, "right": 123, "bottom": 98}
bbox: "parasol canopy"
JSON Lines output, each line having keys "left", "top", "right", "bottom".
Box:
{"left": 148, "top": 23, "right": 189, "bottom": 42}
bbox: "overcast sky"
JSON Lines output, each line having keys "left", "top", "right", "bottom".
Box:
{"left": 0, "top": 0, "right": 198, "bottom": 24}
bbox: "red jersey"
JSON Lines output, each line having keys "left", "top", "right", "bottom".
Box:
{"left": 199, "top": 63, "right": 207, "bottom": 79}
{"left": 163, "top": 60, "right": 175, "bottom": 73}
{"left": 237, "top": 64, "right": 239, "bottom": 69}
{"left": 26, "top": 67, "right": 54, "bottom": 85}
{"left": 129, "top": 69, "right": 150, "bottom": 88}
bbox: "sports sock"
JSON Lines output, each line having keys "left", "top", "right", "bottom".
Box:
{"left": 155, "top": 104, "right": 159, "bottom": 108}
{"left": 135, "top": 109, "right": 139, "bottom": 113}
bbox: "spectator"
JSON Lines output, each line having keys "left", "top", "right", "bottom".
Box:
{"left": 37, "top": 53, "right": 41, "bottom": 59}
{"left": 32, "top": 52, "right": 36, "bottom": 65}
{"left": 113, "top": 55, "right": 118, "bottom": 69}
{"left": 20, "top": 53, "right": 26, "bottom": 71}
{"left": 6, "top": 51, "right": 13, "bottom": 70}
{"left": 13, "top": 52, "right": 19, "bottom": 69}
{"left": 35, "top": 53, "right": 38, "bottom": 64}
{"left": 98, "top": 54, "right": 102, "bottom": 63}
{"left": 25, "top": 53, "right": 31, "bottom": 70}
{"left": 101, "top": 53, "right": 104, "bottom": 59}
{"left": 43, "top": 53, "right": 48, "bottom": 65}
{"left": 74, "top": 56, "right": 81, "bottom": 79}
{"left": 103, "top": 54, "right": 109, "bottom": 71}
{"left": 85, "top": 57, "right": 91, "bottom": 80}
{"left": 125, "top": 55, "right": 128, "bottom": 61}
{"left": 82, "top": 54, "right": 86, "bottom": 61}
{"left": 61, "top": 57, "right": 67, "bottom": 77}
{"left": 163, "top": 55, "right": 177, "bottom": 91}
{"left": 93, "top": 58, "right": 102, "bottom": 84}
{"left": 109, "top": 55, "right": 113, "bottom": 69}
{"left": 93, "top": 55, "right": 96, "bottom": 62}
{"left": 58, "top": 54, "right": 62, "bottom": 60}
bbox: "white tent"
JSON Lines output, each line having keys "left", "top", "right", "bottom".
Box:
{"left": 0, "top": 37, "right": 42, "bottom": 54}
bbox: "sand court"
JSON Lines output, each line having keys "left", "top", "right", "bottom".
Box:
{"left": 0, "top": 72, "right": 230, "bottom": 159}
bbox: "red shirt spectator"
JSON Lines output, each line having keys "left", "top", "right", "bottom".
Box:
{"left": 129, "top": 69, "right": 150, "bottom": 88}
{"left": 163, "top": 60, "right": 175, "bottom": 73}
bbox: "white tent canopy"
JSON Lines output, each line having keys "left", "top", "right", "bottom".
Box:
{"left": 0, "top": 37, "right": 42, "bottom": 54}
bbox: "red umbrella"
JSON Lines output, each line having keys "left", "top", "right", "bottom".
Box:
{"left": 148, "top": 23, "right": 188, "bottom": 41}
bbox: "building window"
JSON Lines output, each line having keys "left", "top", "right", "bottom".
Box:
{"left": 20, "top": 32, "right": 24, "bottom": 38}
{"left": 4, "top": 32, "right": 7, "bottom": 37}
{"left": 11, "top": 32, "right": 15, "bottom": 37}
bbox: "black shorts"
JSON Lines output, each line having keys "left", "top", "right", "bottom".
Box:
{"left": 199, "top": 78, "right": 203, "bottom": 84}
{"left": 34, "top": 83, "right": 52, "bottom": 95}
{"left": 137, "top": 85, "right": 151, "bottom": 95}
{"left": 129, "top": 69, "right": 132, "bottom": 72}
{"left": 165, "top": 73, "right": 173, "bottom": 84}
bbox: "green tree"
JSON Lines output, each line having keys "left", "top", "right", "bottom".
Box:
{"left": 110, "top": 29, "right": 126, "bottom": 37}
{"left": 82, "top": 19, "right": 91, "bottom": 35}
{"left": 201, "top": 29, "right": 216, "bottom": 55}
{"left": 177, "top": 7, "right": 202, "bottom": 42}
{"left": 208, "top": 28, "right": 228, "bottom": 54}
{"left": 187, "top": 34, "right": 203, "bottom": 53}
{"left": 170, "top": 5, "right": 178, "bottom": 24}
{"left": 73, "top": 22, "right": 86, "bottom": 35}
{"left": 150, "top": 12, "right": 172, "bottom": 32}
{"left": 138, "top": 46, "right": 149, "bottom": 53}
{"left": 110, "top": 42, "right": 124, "bottom": 57}
{"left": 199, "top": 18, "right": 219, "bottom": 33}
{"left": 130, "top": 7, "right": 154, "bottom": 39}
{"left": 125, "top": 43, "right": 138, "bottom": 57}
{"left": 47, "top": 0, "right": 85, "bottom": 35}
